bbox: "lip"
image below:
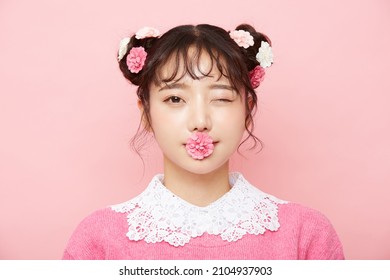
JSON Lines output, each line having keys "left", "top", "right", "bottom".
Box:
{"left": 182, "top": 141, "right": 219, "bottom": 145}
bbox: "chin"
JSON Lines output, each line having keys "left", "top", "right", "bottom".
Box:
{"left": 180, "top": 157, "right": 229, "bottom": 175}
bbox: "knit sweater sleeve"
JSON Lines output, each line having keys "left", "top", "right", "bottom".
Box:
{"left": 62, "top": 208, "right": 111, "bottom": 260}
{"left": 295, "top": 204, "right": 345, "bottom": 260}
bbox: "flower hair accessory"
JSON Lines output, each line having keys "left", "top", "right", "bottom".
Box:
{"left": 185, "top": 132, "right": 214, "bottom": 160}
{"left": 118, "top": 37, "right": 131, "bottom": 61}
{"left": 249, "top": 65, "right": 265, "bottom": 89}
{"left": 127, "top": 47, "right": 147, "bottom": 73}
{"left": 229, "top": 30, "right": 254, "bottom": 49}
{"left": 251, "top": 41, "right": 273, "bottom": 88}
{"left": 118, "top": 27, "right": 159, "bottom": 61}
{"left": 256, "top": 41, "right": 273, "bottom": 68}
{"left": 135, "top": 27, "right": 160, "bottom": 39}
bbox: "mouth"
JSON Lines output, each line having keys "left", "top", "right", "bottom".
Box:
{"left": 184, "top": 132, "right": 218, "bottom": 160}
{"left": 182, "top": 141, "right": 219, "bottom": 146}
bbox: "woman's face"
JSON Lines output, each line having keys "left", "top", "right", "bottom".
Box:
{"left": 147, "top": 49, "right": 247, "bottom": 175}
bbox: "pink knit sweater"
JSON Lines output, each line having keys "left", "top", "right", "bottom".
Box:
{"left": 63, "top": 173, "right": 344, "bottom": 260}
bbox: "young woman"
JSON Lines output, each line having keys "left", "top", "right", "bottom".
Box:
{"left": 63, "top": 24, "right": 344, "bottom": 259}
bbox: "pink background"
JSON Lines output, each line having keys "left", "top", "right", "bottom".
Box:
{"left": 1, "top": 0, "right": 389, "bottom": 259}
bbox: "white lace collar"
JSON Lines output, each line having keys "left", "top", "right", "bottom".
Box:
{"left": 111, "top": 172, "right": 287, "bottom": 247}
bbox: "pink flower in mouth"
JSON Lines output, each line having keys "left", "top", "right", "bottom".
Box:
{"left": 185, "top": 132, "right": 214, "bottom": 160}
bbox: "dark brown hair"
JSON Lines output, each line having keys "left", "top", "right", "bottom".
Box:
{"left": 118, "top": 23, "right": 271, "bottom": 155}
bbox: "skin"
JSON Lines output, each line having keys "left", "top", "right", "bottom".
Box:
{"left": 139, "top": 49, "right": 247, "bottom": 207}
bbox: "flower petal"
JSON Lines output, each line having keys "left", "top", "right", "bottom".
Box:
{"left": 229, "top": 30, "right": 254, "bottom": 49}
{"left": 135, "top": 27, "right": 160, "bottom": 39}
{"left": 126, "top": 47, "right": 147, "bottom": 73}
{"left": 185, "top": 132, "right": 214, "bottom": 160}
{"left": 256, "top": 41, "right": 274, "bottom": 68}
{"left": 249, "top": 65, "right": 265, "bottom": 88}
{"left": 118, "top": 37, "right": 130, "bottom": 61}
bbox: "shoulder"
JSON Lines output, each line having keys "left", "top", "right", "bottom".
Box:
{"left": 277, "top": 202, "right": 345, "bottom": 259}
{"left": 73, "top": 206, "right": 127, "bottom": 231}
{"left": 278, "top": 202, "right": 332, "bottom": 225}
{"left": 62, "top": 207, "right": 127, "bottom": 260}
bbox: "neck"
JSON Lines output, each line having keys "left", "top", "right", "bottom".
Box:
{"left": 162, "top": 159, "right": 231, "bottom": 207}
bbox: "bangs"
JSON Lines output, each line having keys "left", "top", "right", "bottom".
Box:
{"left": 153, "top": 45, "right": 231, "bottom": 87}
{"left": 143, "top": 25, "right": 250, "bottom": 93}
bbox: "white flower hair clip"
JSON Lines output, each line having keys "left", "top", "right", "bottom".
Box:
{"left": 248, "top": 41, "right": 273, "bottom": 88}
{"left": 118, "top": 37, "right": 131, "bottom": 61}
{"left": 256, "top": 41, "right": 273, "bottom": 68}
{"left": 229, "top": 30, "right": 254, "bottom": 49}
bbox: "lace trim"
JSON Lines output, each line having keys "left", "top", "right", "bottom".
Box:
{"left": 111, "top": 172, "right": 288, "bottom": 247}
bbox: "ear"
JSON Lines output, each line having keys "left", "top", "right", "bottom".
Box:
{"left": 137, "top": 99, "right": 152, "bottom": 131}
{"left": 247, "top": 95, "right": 254, "bottom": 111}
{"left": 137, "top": 99, "right": 143, "bottom": 111}
{"left": 245, "top": 95, "right": 256, "bottom": 128}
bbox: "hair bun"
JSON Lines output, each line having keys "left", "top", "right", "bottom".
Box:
{"left": 234, "top": 24, "right": 271, "bottom": 71}
{"left": 118, "top": 28, "right": 160, "bottom": 86}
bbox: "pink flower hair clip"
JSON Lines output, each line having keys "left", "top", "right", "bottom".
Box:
{"left": 135, "top": 27, "right": 160, "bottom": 39}
{"left": 229, "top": 29, "right": 254, "bottom": 49}
{"left": 126, "top": 47, "right": 147, "bottom": 73}
{"left": 118, "top": 26, "right": 160, "bottom": 70}
{"left": 185, "top": 132, "right": 214, "bottom": 160}
{"left": 249, "top": 65, "right": 265, "bottom": 89}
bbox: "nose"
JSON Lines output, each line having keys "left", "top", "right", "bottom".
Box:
{"left": 188, "top": 99, "right": 211, "bottom": 132}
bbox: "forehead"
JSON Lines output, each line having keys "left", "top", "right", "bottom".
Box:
{"left": 154, "top": 46, "right": 230, "bottom": 85}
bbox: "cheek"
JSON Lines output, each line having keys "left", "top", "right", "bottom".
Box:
{"left": 149, "top": 103, "right": 185, "bottom": 138}
{"left": 214, "top": 107, "right": 246, "bottom": 142}
{"left": 149, "top": 99, "right": 168, "bottom": 126}
{"left": 148, "top": 91, "right": 186, "bottom": 142}
{"left": 217, "top": 103, "right": 246, "bottom": 126}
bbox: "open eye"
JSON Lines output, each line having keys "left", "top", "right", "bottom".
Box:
{"left": 164, "top": 96, "right": 184, "bottom": 104}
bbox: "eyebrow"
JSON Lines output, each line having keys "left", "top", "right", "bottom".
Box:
{"left": 158, "top": 82, "right": 234, "bottom": 92}
{"left": 158, "top": 83, "right": 188, "bottom": 92}
{"left": 209, "top": 84, "right": 234, "bottom": 91}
